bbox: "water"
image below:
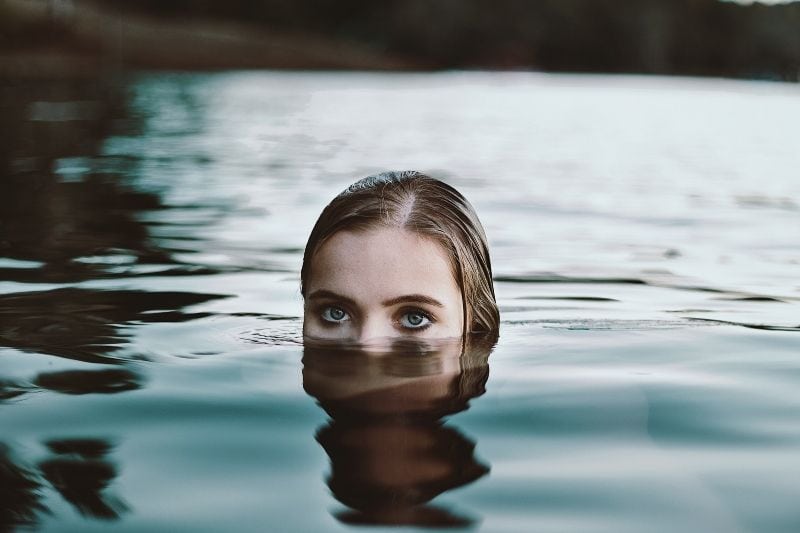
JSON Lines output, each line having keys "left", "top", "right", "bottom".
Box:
{"left": 1, "top": 71, "right": 799, "bottom": 532}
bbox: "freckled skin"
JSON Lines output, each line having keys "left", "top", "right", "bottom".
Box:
{"left": 303, "top": 227, "right": 463, "bottom": 344}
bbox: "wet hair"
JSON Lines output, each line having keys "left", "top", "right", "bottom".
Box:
{"left": 301, "top": 171, "right": 499, "bottom": 339}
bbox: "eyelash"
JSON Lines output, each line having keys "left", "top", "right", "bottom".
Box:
{"left": 320, "top": 305, "right": 351, "bottom": 324}
{"left": 397, "top": 308, "right": 434, "bottom": 331}
{"left": 317, "top": 305, "right": 435, "bottom": 332}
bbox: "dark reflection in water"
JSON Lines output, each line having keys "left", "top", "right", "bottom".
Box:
{"left": 0, "top": 380, "right": 28, "bottom": 402}
{"left": 0, "top": 444, "right": 45, "bottom": 531}
{"left": 0, "top": 288, "right": 227, "bottom": 364}
{"left": 0, "top": 78, "right": 124, "bottom": 178}
{"left": 0, "top": 369, "right": 144, "bottom": 404}
{"left": 0, "top": 173, "right": 177, "bottom": 284}
{"left": 39, "top": 438, "right": 128, "bottom": 520}
{"left": 0, "top": 78, "right": 170, "bottom": 283}
{"left": 34, "top": 368, "right": 143, "bottom": 396}
{"left": 303, "top": 337, "right": 495, "bottom": 528}
{"left": 0, "top": 77, "right": 229, "bottom": 286}
{"left": 0, "top": 439, "right": 127, "bottom": 530}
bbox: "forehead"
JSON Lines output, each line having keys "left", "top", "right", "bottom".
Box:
{"left": 307, "top": 227, "right": 460, "bottom": 303}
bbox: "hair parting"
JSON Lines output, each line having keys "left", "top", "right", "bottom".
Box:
{"left": 301, "top": 171, "right": 500, "bottom": 343}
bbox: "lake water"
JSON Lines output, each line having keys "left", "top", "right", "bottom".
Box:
{"left": 1, "top": 71, "right": 799, "bottom": 532}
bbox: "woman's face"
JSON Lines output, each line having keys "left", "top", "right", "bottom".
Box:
{"left": 303, "top": 227, "right": 464, "bottom": 345}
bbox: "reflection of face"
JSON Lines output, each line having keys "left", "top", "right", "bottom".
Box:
{"left": 303, "top": 227, "right": 464, "bottom": 345}
{"left": 302, "top": 340, "right": 491, "bottom": 527}
{"left": 302, "top": 338, "right": 464, "bottom": 416}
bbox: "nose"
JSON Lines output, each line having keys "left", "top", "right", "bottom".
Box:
{"left": 356, "top": 316, "right": 395, "bottom": 349}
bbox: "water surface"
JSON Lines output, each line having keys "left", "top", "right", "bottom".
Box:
{"left": 1, "top": 71, "right": 799, "bottom": 532}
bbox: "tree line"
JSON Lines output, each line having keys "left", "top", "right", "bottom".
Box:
{"left": 99, "top": 0, "right": 799, "bottom": 79}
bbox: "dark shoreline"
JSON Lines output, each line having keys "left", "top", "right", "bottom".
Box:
{"left": 2, "top": 0, "right": 799, "bottom": 81}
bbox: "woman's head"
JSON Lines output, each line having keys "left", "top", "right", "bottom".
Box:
{"left": 301, "top": 171, "right": 499, "bottom": 345}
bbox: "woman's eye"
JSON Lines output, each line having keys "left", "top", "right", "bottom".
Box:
{"left": 321, "top": 306, "right": 350, "bottom": 323}
{"left": 399, "top": 311, "right": 432, "bottom": 330}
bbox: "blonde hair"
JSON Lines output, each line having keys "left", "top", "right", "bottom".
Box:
{"left": 301, "top": 171, "right": 499, "bottom": 339}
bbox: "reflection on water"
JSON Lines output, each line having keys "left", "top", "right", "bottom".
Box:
{"left": 0, "top": 439, "right": 126, "bottom": 530}
{"left": 33, "top": 368, "right": 143, "bottom": 396}
{"left": 0, "top": 173, "right": 173, "bottom": 283}
{"left": 0, "top": 445, "right": 45, "bottom": 531}
{"left": 0, "top": 288, "right": 227, "bottom": 364}
{"left": 0, "top": 78, "right": 158, "bottom": 284}
{"left": 38, "top": 438, "right": 127, "bottom": 521}
{"left": 303, "top": 337, "right": 494, "bottom": 527}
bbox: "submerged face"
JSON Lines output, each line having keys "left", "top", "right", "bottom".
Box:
{"left": 303, "top": 227, "right": 464, "bottom": 345}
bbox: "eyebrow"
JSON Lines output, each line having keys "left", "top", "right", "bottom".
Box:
{"left": 307, "top": 289, "right": 444, "bottom": 308}
{"left": 382, "top": 294, "right": 444, "bottom": 308}
{"left": 307, "top": 289, "right": 358, "bottom": 308}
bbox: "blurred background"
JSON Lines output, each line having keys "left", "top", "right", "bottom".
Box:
{"left": 1, "top": 0, "right": 799, "bottom": 78}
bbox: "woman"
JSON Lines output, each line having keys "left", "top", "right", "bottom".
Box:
{"left": 301, "top": 170, "right": 499, "bottom": 347}
{"left": 301, "top": 171, "right": 497, "bottom": 525}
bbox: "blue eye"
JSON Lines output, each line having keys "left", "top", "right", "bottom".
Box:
{"left": 400, "top": 311, "right": 431, "bottom": 330}
{"left": 321, "top": 306, "right": 349, "bottom": 323}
